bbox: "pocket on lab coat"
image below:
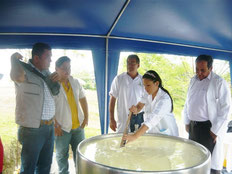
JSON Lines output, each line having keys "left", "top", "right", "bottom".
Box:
{"left": 159, "top": 114, "right": 179, "bottom": 136}
{"left": 159, "top": 128, "right": 171, "bottom": 135}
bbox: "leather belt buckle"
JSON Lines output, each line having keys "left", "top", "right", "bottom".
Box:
{"left": 40, "top": 119, "right": 53, "bottom": 126}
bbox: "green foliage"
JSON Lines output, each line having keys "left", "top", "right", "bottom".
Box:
{"left": 222, "top": 72, "right": 231, "bottom": 84}
{"left": 73, "top": 72, "right": 96, "bottom": 90}
{"left": 119, "top": 54, "right": 195, "bottom": 120}
{"left": 0, "top": 104, "right": 100, "bottom": 173}
{"left": 85, "top": 127, "right": 101, "bottom": 139}
{"left": 2, "top": 138, "right": 21, "bottom": 174}
{"left": 136, "top": 53, "right": 194, "bottom": 120}
{"left": 119, "top": 53, "right": 231, "bottom": 120}
{"left": 0, "top": 116, "right": 21, "bottom": 173}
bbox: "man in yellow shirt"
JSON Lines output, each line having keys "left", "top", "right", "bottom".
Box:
{"left": 54, "top": 56, "right": 88, "bottom": 174}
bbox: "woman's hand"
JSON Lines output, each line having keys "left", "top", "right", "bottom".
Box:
{"left": 122, "top": 134, "right": 138, "bottom": 144}
{"left": 129, "top": 105, "right": 138, "bottom": 114}
{"left": 123, "top": 124, "right": 148, "bottom": 144}
{"left": 129, "top": 103, "right": 145, "bottom": 114}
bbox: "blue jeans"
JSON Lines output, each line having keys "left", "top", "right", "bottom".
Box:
{"left": 55, "top": 127, "right": 85, "bottom": 174}
{"left": 18, "top": 124, "right": 54, "bottom": 174}
{"left": 130, "top": 112, "right": 144, "bottom": 132}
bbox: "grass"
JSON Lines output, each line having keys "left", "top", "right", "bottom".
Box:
{"left": 0, "top": 80, "right": 101, "bottom": 172}
{"left": 85, "top": 127, "right": 101, "bottom": 139}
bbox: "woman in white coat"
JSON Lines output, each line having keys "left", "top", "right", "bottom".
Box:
{"left": 123, "top": 70, "right": 179, "bottom": 143}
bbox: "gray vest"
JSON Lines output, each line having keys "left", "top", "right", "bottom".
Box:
{"left": 15, "top": 68, "right": 45, "bottom": 128}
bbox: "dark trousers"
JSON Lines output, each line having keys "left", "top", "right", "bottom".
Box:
{"left": 189, "top": 121, "right": 221, "bottom": 173}
{"left": 189, "top": 120, "right": 216, "bottom": 154}
{"left": 130, "top": 112, "right": 144, "bottom": 132}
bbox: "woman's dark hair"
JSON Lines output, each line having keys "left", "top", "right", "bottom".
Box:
{"left": 142, "top": 70, "right": 173, "bottom": 112}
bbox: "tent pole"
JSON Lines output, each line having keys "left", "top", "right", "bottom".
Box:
{"left": 1, "top": 32, "right": 231, "bottom": 54}
{"left": 229, "top": 60, "right": 232, "bottom": 87}
{"left": 107, "top": 0, "right": 131, "bottom": 37}
{"left": 109, "top": 36, "right": 232, "bottom": 54}
{"left": 0, "top": 32, "right": 106, "bottom": 38}
{"left": 103, "top": 0, "right": 130, "bottom": 134}
{"left": 104, "top": 38, "right": 109, "bottom": 134}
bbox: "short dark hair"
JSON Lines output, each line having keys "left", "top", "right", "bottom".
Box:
{"left": 127, "top": 54, "right": 140, "bottom": 64}
{"left": 55, "top": 56, "right": 71, "bottom": 67}
{"left": 32, "top": 42, "right": 51, "bottom": 58}
{"left": 196, "top": 54, "right": 213, "bottom": 69}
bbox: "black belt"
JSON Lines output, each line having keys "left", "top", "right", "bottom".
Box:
{"left": 190, "top": 120, "right": 211, "bottom": 125}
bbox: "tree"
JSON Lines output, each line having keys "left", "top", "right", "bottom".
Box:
{"left": 118, "top": 53, "right": 231, "bottom": 120}
{"left": 137, "top": 53, "right": 193, "bottom": 120}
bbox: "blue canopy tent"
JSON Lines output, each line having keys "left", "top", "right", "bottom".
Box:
{"left": 0, "top": 0, "right": 232, "bottom": 134}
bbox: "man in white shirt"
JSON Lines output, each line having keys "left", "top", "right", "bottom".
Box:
{"left": 109, "top": 55, "right": 144, "bottom": 133}
{"left": 183, "top": 55, "right": 231, "bottom": 174}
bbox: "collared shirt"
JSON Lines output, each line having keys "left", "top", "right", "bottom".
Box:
{"left": 55, "top": 76, "right": 86, "bottom": 132}
{"left": 127, "top": 73, "right": 143, "bottom": 108}
{"left": 110, "top": 72, "right": 144, "bottom": 110}
{"left": 140, "top": 88, "right": 178, "bottom": 136}
{"left": 187, "top": 72, "right": 211, "bottom": 121}
{"left": 109, "top": 72, "right": 144, "bottom": 132}
{"left": 29, "top": 61, "right": 55, "bottom": 120}
{"left": 62, "top": 81, "right": 80, "bottom": 129}
{"left": 141, "top": 88, "right": 171, "bottom": 129}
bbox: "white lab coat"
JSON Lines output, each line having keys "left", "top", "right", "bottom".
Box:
{"left": 183, "top": 72, "right": 231, "bottom": 170}
{"left": 141, "top": 88, "right": 179, "bottom": 136}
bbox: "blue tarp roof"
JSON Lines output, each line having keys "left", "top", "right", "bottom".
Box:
{"left": 1, "top": 0, "right": 232, "bottom": 133}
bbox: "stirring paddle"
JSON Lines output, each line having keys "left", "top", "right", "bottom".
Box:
{"left": 120, "top": 111, "right": 133, "bottom": 147}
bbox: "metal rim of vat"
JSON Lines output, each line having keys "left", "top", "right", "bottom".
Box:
{"left": 77, "top": 133, "right": 211, "bottom": 173}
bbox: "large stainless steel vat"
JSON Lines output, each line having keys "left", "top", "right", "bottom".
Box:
{"left": 76, "top": 134, "right": 211, "bottom": 174}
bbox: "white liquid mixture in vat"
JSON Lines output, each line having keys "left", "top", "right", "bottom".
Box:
{"left": 80, "top": 136, "right": 207, "bottom": 171}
